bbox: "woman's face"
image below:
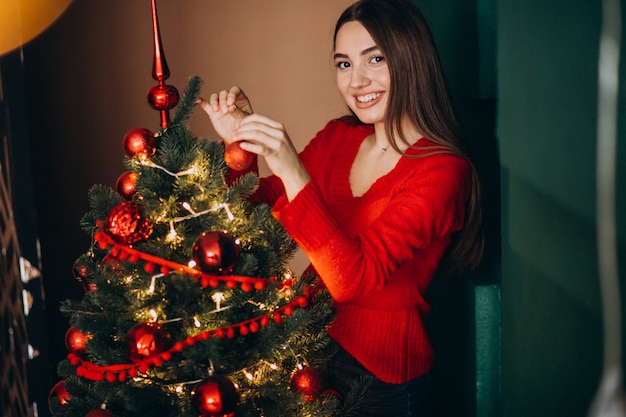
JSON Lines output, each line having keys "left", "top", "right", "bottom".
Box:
{"left": 334, "top": 21, "right": 390, "bottom": 126}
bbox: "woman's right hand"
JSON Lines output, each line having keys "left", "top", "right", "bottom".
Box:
{"left": 198, "top": 86, "right": 253, "bottom": 144}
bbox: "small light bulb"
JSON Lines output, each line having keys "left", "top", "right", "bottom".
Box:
{"left": 182, "top": 202, "right": 196, "bottom": 215}
{"left": 212, "top": 292, "right": 225, "bottom": 310}
{"left": 148, "top": 275, "right": 157, "bottom": 293}
{"left": 166, "top": 221, "right": 177, "bottom": 241}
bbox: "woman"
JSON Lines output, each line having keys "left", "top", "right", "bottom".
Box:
{"left": 199, "top": 0, "right": 484, "bottom": 415}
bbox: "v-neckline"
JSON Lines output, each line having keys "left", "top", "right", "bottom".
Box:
{"left": 345, "top": 132, "right": 429, "bottom": 199}
{"left": 345, "top": 133, "right": 403, "bottom": 199}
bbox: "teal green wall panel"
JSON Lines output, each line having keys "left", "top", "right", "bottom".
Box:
{"left": 472, "top": 283, "right": 502, "bottom": 417}
{"left": 497, "top": 0, "right": 626, "bottom": 414}
{"left": 497, "top": 0, "right": 600, "bottom": 223}
{"left": 501, "top": 170, "right": 604, "bottom": 417}
{"left": 416, "top": 0, "right": 496, "bottom": 99}
{"left": 508, "top": 173, "right": 600, "bottom": 314}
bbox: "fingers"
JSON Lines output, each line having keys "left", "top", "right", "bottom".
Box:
{"left": 196, "top": 96, "right": 213, "bottom": 115}
{"left": 237, "top": 113, "right": 283, "bottom": 131}
{"left": 233, "top": 114, "right": 289, "bottom": 155}
{"left": 197, "top": 86, "right": 246, "bottom": 114}
{"left": 235, "top": 115, "right": 283, "bottom": 142}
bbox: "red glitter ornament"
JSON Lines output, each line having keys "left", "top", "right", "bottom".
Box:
{"left": 106, "top": 202, "right": 153, "bottom": 245}
{"left": 289, "top": 366, "right": 323, "bottom": 402}
{"left": 224, "top": 142, "right": 255, "bottom": 171}
{"left": 85, "top": 408, "right": 115, "bottom": 417}
{"left": 147, "top": 83, "right": 179, "bottom": 110}
{"left": 192, "top": 375, "right": 240, "bottom": 417}
{"left": 48, "top": 380, "right": 70, "bottom": 410}
{"left": 126, "top": 321, "right": 172, "bottom": 363}
{"left": 123, "top": 128, "right": 156, "bottom": 158}
{"left": 65, "top": 327, "right": 91, "bottom": 356}
{"left": 116, "top": 171, "right": 139, "bottom": 200}
{"left": 192, "top": 231, "right": 239, "bottom": 274}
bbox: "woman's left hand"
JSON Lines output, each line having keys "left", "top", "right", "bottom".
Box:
{"left": 234, "top": 114, "right": 310, "bottom": 200}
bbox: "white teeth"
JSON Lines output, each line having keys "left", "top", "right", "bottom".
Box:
{"left": 356, "top": 92, "right": 382, "bottom": 103}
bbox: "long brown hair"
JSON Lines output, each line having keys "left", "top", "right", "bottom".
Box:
{"left": 334, "top": 0, "right": 484, "bottom": 274}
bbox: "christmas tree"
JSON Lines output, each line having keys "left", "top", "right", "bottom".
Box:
{"left": 47, "top": 73, "right": 361, "bottom": 417}
{"left": 47, "top": 3, "right": 368, "bottom": 416}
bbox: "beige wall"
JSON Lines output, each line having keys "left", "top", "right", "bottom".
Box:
{"left": 29, "top": 0, "right": 355, "bottom": 274}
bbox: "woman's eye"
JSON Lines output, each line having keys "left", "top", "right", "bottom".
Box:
{"left": 369, "top": 55, "right": 385, "bottom": 65}
{"left": 336, "top": 61, "right": 351, "bottom": 70}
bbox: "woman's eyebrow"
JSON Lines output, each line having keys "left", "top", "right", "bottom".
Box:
{"left": 333, "top": 45, "right": 379, "bottom": 60}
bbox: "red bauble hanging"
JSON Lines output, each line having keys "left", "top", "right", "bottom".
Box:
{"left": 48, "top": 380, "right": 70, "bottom": 410}
{"left": 123, "top": 128, "right": 156, "bottom": 159}
{"left": 192, "top": 231, "right": 239, "bottom": 274}
{"left": 224, "top": 142, "right": 255, "bottom": 171}
{"left": 106, "top": 202, "right": 153, "bottom": 245}
{"left": 65, "top": 327, "right": 91, "bottom": 356}
{"left": 289, "top": 366, "right": 324, "bottom": 402}
{"left": 192, "top": 375, "right": 240, "bottom": 417}
{"left": 116, "top": 171, "right": 139, "bottom": 200}
{"left": 147, "top": 83, "right": 179, "bottom": 110}
{"left": 100, "top": 254, "right": 126, "bottom": 276}
{"left": 72, "top": 255, "right": 95, "bottom": 284}
{"left": 85, "top": 408, "right": 115, "bottom": 417}
{"left": 126, "top": 321, "right": 172, "bottom": 363}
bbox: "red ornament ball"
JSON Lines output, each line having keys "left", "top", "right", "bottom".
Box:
{"left": 106, "top": 202, "right": 153, "bottom": 245}
{"left": 85, "top": 409, "right": 115, "bottom": 417}
{"left": 147, "top": 83, "right": 180, "bottom": 110}
{"left": 123, "top": 128, "right": 156, "bottom": 158}
{"left": 116, "top": 171, "right": 139, "bottom": 200}
{"left": 48, "top": 380, "right": 70, "bottom": 410}
{"left": 65, "top": 327, "right": 91, "bottom": 356}
{"left": 224, "top": 142, "right": 255, "bottom": 171}
{"left": 192, "top": 231, "right": 239, "bottom": 274}
{"left": 72, "top": 255, "right": 95, "bottom": 283}
{"left": 126, "top": 321, "right": 172, "bottom": 363}
{"left": 289, "top": 366, "right": 323, "bottom": 402}
{"left": 192, "top": 375, "right": 240, "bottom": 417}
{"left": 100, "top": 254, "right": 126, "bottom": 276}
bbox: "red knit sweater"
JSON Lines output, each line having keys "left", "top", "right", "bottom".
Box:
{"left": 249, "top": 116, "right": 470, "bottom": 383}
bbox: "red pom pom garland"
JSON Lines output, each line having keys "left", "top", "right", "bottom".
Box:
{"left": 67, "top": 292, "right": 308, "bottom": 383}
{"left": 68, "top": 226, "right": 311, "bottom": 383}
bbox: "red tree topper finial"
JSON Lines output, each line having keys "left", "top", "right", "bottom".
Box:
{"left": 147, "top": 0, "right": 179, "bottom": 128}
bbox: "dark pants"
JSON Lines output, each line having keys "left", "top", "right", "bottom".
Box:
{"left": 322, "top": 344, "right": 432, "bottom": 417}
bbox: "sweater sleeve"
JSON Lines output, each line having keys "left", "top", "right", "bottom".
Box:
{"left": 272, "top": 153, "right": 470, "bottom": 303}
{"left": 249, "top": 118, "right": 360, "bottom": 207}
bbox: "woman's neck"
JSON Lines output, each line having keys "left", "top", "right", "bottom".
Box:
{"left": 373, "top": 120, "right": 422, "bottom": 154}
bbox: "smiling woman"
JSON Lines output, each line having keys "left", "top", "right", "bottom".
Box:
{"left": 199, "top": 1, "right": 485, "bottom": 415}
{"left": 0, "top": 0, "right": 72, "bottom": 56}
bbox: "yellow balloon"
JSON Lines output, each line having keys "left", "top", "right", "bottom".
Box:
{"left": 0, "top": 0, "right": 72, "bottom": 56}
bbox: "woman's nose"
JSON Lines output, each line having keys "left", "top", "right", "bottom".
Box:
{"left": 350, "top": 64, "right": 371, "bottom": 88}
